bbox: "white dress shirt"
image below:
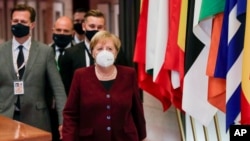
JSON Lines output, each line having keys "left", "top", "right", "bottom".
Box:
{"left": 12, "top": 37, "right": 31, "bottom": 75}
{"left": 84, "top": 39, "right": 91, "bottom": 67}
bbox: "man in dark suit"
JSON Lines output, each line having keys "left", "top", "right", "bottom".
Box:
{"left": 0, "top": 4, "right": 66, "bottom": 139}
{"left": 72, "top": 8, "right": 87, "bottom": 45}
{"left": 60, "top": 9, "right": 128, "bottom": 95}
{"left": 50, "top": 16, "right": 74, "bottom": 70}
{"left": 48, "top": 16, "right": 74, "bottom": 141}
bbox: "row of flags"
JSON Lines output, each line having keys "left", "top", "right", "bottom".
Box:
{"left": 133, "top": 0, "right": 250, "bottom": 131}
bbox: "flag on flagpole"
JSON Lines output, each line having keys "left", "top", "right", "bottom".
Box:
{"left": 133, "top": 0, "right": 171, "bottom": 110}
{"left": 241, "top": 0, "right": 250, "bottom": 124}
{"left": 203, "top": 0, "right": 226, "bottom": 113}
{"left": 162, "top": 0, "right": 183, "bottom": 110}
{"left": 215, "top": 0, "right": 246, "bottom": 130}
{"left": 175, "top": 0, "right": 188, "bottom": 93}
{"left": 206, "top": 13, "right": 226, "bottom": 113}
{"left": 182, "top": 0, "right": 217, "bottom": 126}
{"left": 146, "top": 0, "right": 173, "bottom": 110}
{"left": 146, "top": 0, "right": 169, "bottom": 83}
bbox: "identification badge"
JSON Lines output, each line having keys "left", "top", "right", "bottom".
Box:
{"left": 14, "top": 81, "right": 24, "bottom": 95}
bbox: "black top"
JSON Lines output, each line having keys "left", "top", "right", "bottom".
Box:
{"left": 100, "top": 79, "right": 115, "bottom": 91}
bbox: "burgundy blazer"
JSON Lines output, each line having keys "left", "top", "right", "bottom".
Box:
{"left": 63, "top": 65, "right": 146, "bottom": 141}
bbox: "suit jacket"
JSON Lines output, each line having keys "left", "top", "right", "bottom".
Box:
{"left": 60, "top": 42, "right": 88, "bottom": 95}
{"left": 45, "top": 43, "right": 74, "bottom": 107}
{"left": 50, "top": 42, "right": 74, "bottom": 71}
{"left": 60, "top": 42, "right": 129, "bottom": 95}
{"left": 46, "top": 42, "right": 74, "bottom": 108}
{"left": 0, "top": 40, "right": 67, "bottom": 131}
{"left": 62, "top": 65, "right": 146, "bottom": 141}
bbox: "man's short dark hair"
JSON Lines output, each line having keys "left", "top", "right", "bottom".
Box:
{"left": 74, "top": 8, "right": 87, "bottom": 14}
{"left": 11, "top": 4, "right": 36, "bottom": 22}
{"left": 84, "top": 9, "right": 105, "bottom": 20}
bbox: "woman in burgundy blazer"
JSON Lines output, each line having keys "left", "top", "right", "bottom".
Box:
{"left": 62, "top": 31, "right": 146, "bottom": 141}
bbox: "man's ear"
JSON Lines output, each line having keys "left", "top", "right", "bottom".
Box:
{"left": 30, "top": 22, "right": 35, "bottom": 29}
{"left": 82, "top": 22, "right": 86, "bottom": 31}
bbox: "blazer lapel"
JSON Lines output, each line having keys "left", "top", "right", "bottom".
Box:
{"left": 4, "top": 41, "right": 17, "bottom": 79}
{"left": 23, "top": 41, "right": 39, "bottom": 78}
{"left": 51, "top": 43, "right": 56, "bottom": 55}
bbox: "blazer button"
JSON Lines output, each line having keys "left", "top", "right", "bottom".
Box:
{"left": 106, "top": 126, "right": 111, "bottom": 131}
{"left": 106, "top": 94, "right": 111, "bottom": 98}
{"left": 107, "top": 115, "right": 111, "bottom": 120}
{"left": 106, "top": 105, "right": 111, "bottom": 109}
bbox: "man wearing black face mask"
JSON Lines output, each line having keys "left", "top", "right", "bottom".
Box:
{"left": 72, "top": 8, "right": 87, "bottom": 45}
{"left": 60, "top": 9, "right": 105, "bottom": 95}
{"left": 11, "top": 23, "right": 30, "bottom": 37}
{"left": 51, "top": 16, "right": 74, "bottom": 70}
{"left": 47, "top": 15, "right": 74, "bottom": 141}
{"left": 60, "top": 9, "right": 128, "bottom": 95}
{"left": 0, "top": 4, "right": 67, "bottom": 139}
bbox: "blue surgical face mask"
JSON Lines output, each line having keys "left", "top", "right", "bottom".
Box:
{"left": 85, "top": 30, "right": 99, "bottom": 41}
{"left": 53, "top": 34, "right": 73, "bottom": 48}
{"left": 11, "top": 23, "right": 30, "bottom": 37}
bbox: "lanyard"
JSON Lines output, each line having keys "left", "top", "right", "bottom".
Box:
{"left": 15, "top": 63, "right": 25, "bottom": 80}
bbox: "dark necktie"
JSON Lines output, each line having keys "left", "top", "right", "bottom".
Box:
{"left": 17, "top": 45, "right": 25, "bottom": 79}
{"left": 16, "top": 45, "right": 25, "bottom": 111}
{"left": 58, "top": 48, "right": 64, "bottom": 68}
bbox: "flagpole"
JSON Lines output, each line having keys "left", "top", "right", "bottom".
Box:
{"left": 203, "top": 126, "right": 208, "bottom": 141}
{"left": 190, "top": 116, "right": 197, "bottom": 141}
{"left": 175, "top": 108, "right": 186, "bottom": 141}
{"left": 213, "top": 113, "right": 221, "bottom": 141}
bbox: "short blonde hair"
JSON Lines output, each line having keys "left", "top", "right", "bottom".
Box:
{"left": 84, "top": 9, "right": 105, "bottom": 22}
{"left": 90, "top": 30, "right": 121, "bottom": 52}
